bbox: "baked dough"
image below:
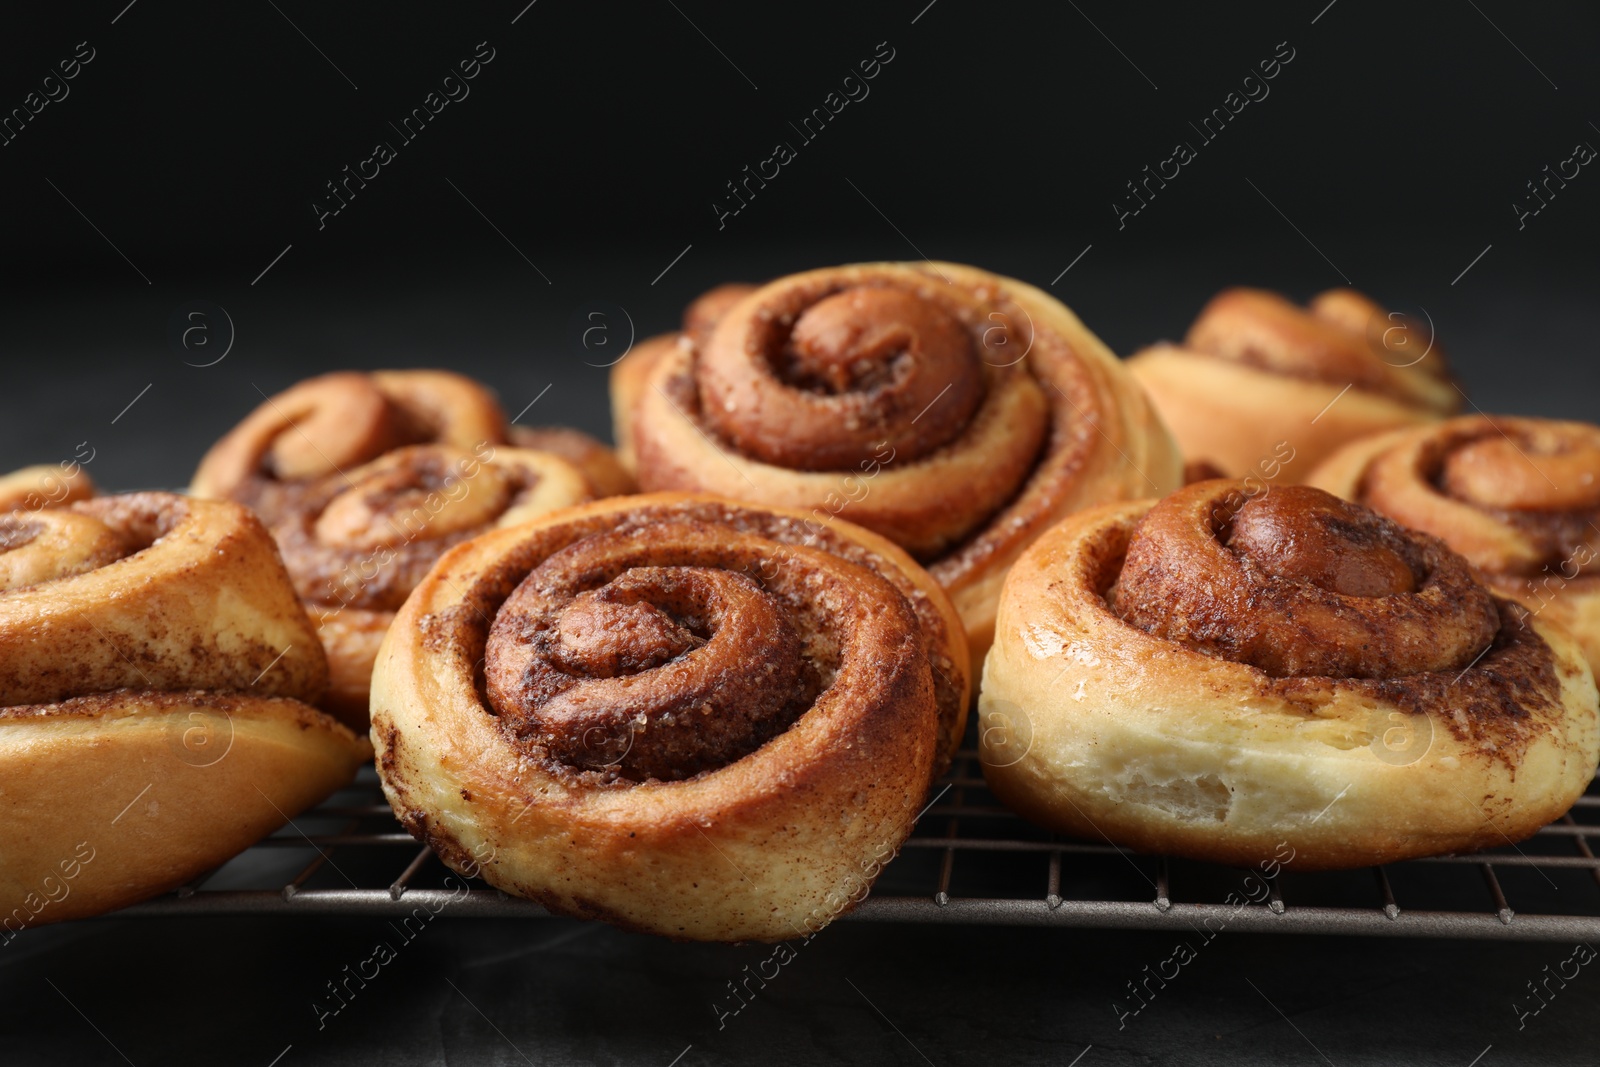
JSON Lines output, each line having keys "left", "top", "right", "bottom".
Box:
{"left": 1127, "top": 288, "right": 1459, "bottom": 480}
{"left": 0, "top": 464, "right": 95, "bottom": 513}
{"left": 371, "top": 493, "right": 969, "bottom": 941}
{"left": 0, "top": 492, "right": 366, "bottom": 929}
{"left": 979, "top": 480, "right": 1599, "bottom": 869}
{"left": 614, "top": 262, "right": 1181, "bottom": 675}
{"left": 1310, "top": 414, "right": 1600, "bottom": 676}
{"left": 192, "top": 370, "right": 609, "bottom": 725}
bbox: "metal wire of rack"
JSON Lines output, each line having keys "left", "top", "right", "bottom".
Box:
{"left": 108, "top": 745, "right": 1600, "bottom": 942}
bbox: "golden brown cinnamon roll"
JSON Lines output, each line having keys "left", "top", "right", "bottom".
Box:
{"left": 612, "top": 262, "right": 1181, "bottom": 673}
{"left": 1310, "top": 415, "right": 1600, "bottom": 676}
{"left": 0, "top": 464, "right": 96, "bottom": 513}
{"left": 371, "top": 493, "right": 969, "bottom": 941}
{"left": 0, "top": 492, "right": 365, "bottom": 929}
{"left": 1127, "top": 288, "right": 1460, "bottom": 480}
{"left": 192, "top": 370, "right": 611, "bottom": 726}
{"left": 979, "top": 481, "right": 1599, "bottom": 869}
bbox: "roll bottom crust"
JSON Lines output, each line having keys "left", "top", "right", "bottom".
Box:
{"left": 0, "top": 691, "right": 367, "bottom": 929}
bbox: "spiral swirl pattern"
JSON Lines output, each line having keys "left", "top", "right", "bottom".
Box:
{"left": 371, "top": 494, "right": 969, "bottom": 941}
{"left": 1309, "top": 415, "right": 1600, "bottom": 674}
{"left": 614, "top": 261, "right": 1181, "bottom": 670}
{"left": 978, "top": 480, "right": 1598, "bottom": 869}
{"left": 191, "top": 370, "right": 622, "bottom": 725}
{"left": 1109, "top": 484, "right": 1499, "bottom": 679}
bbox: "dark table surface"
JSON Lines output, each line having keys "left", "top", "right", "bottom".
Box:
{"left": 3, "top": 244, "right": 1597, "bottom": 1066}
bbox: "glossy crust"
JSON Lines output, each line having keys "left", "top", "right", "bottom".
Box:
{"left": 1309, "top": 415, "right": 1600, "bottom": 676}
{"left": 191, "top": 369, "right": 605, "bottom": 728}
{"left": 370, "top": 493, "right": 968, "bottom": 942}
{"left": 979, "top": 484, "right": 1599, "bottom": 870}
{"left": 616, "top": 262, "right": 1181, "bottom": 674}
{"left": 0, "top": 493, "right": 366, "bottom": 930}
{"left": 1127, "top": 288, "right": 1460, "bottom": 481}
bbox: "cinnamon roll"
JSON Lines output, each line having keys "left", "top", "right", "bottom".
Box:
{"left": 0, "top": 492, "right": 366, "bottom": 929}
{"left": 1127, "top": 288, "right": 1460, "bottom": 480}
{"left": 192, "top": 370, "right": 610, "bottom": 725}
{"left": 0, "top": 464, "right": 95, "bottom": 513}
{"left": 1310, "top": 415, "right": 1600, "bottom": 676}
{"left": 371, "top": 493, "right": 969, "bottom": 941}
{"left": 612, "top": 262, "right": 1181, "bottom": 673}
{"left": 980, "top": 481, "right": 1599, "bottom": 869}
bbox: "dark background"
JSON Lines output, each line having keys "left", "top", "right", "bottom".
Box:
{"left": 2, "top": 2, "right": 1598, "bottom": 1064}
{"left": 1, "top": 0, "right": 1597, "bottom": 490}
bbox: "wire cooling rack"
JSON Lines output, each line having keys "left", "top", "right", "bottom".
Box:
{"left": 112, "top": 746, "right": 1600, "bottom": 943}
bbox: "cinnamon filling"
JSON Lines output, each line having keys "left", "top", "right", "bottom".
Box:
{"left": 697, "top": 282, "right": 989, "bottom": 471}
{"left": 1111, "top": 483, "right": 1497, "bottom": 678}
{"left": 1417, "top": 421, "right": 1600, "bottom": 576}
{"left": 270, "top": 446, "right": 540, "bottom": 612}
{"left": 481, "top": 523, "right": 837, "bottom": 782}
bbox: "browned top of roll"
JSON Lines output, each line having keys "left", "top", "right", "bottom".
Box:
{"left": 640, "top": 264, "right": 1154, "bottom": 580}
{"left": 192, "top": 371, "right": 617, "bottom": 613}
{"left": 1105, "top": 481, "right": 1562, "bottom": 755}
{"left": 267, "top": 444, "right": 591, "bottom": 611}
{"left": 683, "top": 283, "right": 758, "bottom": 346}
{"left": 0, "top": 465, "right": 96, "bottom": 515}
{"left": 191, "top": 369, "right": 508, "bottom": 508}
{"left": 0, "top": 492, "right": 328, "bottom": 706}
{"left": 506, "top": 425, "right": 635, "bottom": 497}
{"left": 1334, "top": 416, "right": 1600, "bottom": 579}
{"left": 484, "top": 523, "right": 849, "bottom": 782}
{"left": 1112, "top": 482, "right": 1501, "bottom": 678}
{"left": 412, "top": 495, "right": 969, "bottom": 783}
{"left": 0, "top": 497, "right": 158, "bottom": 593}
{"left": 697, "top": 278, "right": 991, "bottom": 471}
{"left": 420, "top": 501, "right": 961, "bottom": 784}
{"left": 1182, "top": 288, "right": 1459, "bottom": 412}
